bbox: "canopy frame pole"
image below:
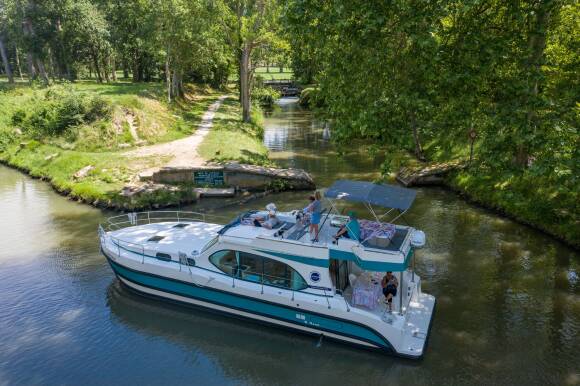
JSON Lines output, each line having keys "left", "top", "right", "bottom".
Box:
{"left": 377, "top": 207, "right": 396, "bottom": 222}
{"left": 325, "top": 197, "right": 359, "bottom": 246}
{"left": 399, "top": 270, "right": 404, "bottom": 315}
{"left": 389, "top": 208, "right": 409, "bottom": 224}
{"left": 365, "top": 202, "right": 381, "bottom": 223}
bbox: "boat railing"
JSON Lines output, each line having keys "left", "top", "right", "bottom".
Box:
{"left": 99, "top": 224, "right": 147, "bottom": 263}
{"left": 102, "top": 211, "right": 206, "bottom": 232}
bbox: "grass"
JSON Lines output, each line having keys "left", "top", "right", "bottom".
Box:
{"left": 197, "top": 97, "right": 271, "bottom": 166}
{"left": 228, "top": 67, "right": 294, "bottom": 82}
{"left": 0, "top": 80, "right": 226, "bottom": 209}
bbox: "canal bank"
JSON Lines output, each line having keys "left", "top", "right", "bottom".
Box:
{"left": 0, "top": 86, "right": 314, "bottom": 210}
{"left": 0, "top": 98, "right": 578, "bottom": 385}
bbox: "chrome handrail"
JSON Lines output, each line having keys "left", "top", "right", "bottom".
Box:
{"left": 101, "top": 210, "right": 207, "bottom": 232}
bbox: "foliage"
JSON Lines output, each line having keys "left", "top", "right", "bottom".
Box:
{"left": 285, "top": 0, "right": 579, "bottom": 246}
{"left": 299, "top": 87, "right": 323, "bottom": 108}
{"left": 252, "top": 86, "right": 281, "bottom": 107}
{"left": 12, "top": 86, "right": 112, "bottom": 136}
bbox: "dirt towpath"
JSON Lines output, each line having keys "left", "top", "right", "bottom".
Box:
{"left": 125, "top": 95, "right": 228, "bottom": 168}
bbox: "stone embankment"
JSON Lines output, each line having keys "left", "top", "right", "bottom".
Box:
{"left": 396, "top": 160, "right": 466, "bottom": 187}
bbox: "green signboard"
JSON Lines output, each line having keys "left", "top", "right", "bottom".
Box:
{"left": 193, "top": 170, "right": 225, "bottom": 186}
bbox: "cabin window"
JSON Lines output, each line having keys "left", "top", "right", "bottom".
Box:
{"left": 209, "top": 250, "right": 238, "bottom": 276}
{"left": 238, "top": 252, "right": 263, "bottom": 283}
{"left": 209, "top": 250, "right": 308, "bottom": 290}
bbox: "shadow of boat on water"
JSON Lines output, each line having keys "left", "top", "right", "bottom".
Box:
{"left": 105, "top": 280, "right": 413, "bottom": 383}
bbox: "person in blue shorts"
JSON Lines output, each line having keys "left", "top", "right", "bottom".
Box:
{"left": 308, "top": 191, "right": 322, "bottom": 242}
{"left": 333, "top": 211, "right": 360, "bottom": 243}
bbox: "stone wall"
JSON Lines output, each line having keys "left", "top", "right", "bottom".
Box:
{"left": 149, "top": 162, "right": 315, "bottom": 191}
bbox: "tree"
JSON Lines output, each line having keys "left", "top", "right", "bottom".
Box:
{"left": 224, "top": 0, "right": 281, "bottom": 122}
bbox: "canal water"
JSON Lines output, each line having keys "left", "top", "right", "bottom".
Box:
{"left": 0, "top": 98, "right": 578, "bottom": 385}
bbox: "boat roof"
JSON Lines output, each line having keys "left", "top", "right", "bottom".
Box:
{"left": 324, "top": 180, "right": 417, "bottom": 211}
{"left": 109, "top": 222, "right": 222, "bottom": 255}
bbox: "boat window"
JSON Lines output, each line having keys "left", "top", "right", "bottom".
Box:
{"left": 238, "top": 252, "right": 263, "bottom": 283}
{"left": 209, "top": 250, "right": 238, "bottom": 276}
{"left": 209, "top": 250, "right": 308, "bottom": 290}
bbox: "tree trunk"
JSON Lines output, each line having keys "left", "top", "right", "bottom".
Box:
{"left": 171, "top": 68, "right": 183, "bottom": 98}
{"left": 102, "top": 56, "right": 110, "bottom": 82}
{"left": 132, "top": 54, "right": 140, "bottom": 82}
{"left": 410, "top": 111, "right": 425, "bottom": 161}
{"left": 0, "top": 36, "right": 14, "bottom": 84}
{"left": 92, "top": 50, "right": 103, "bottom": 83}
{"left": 14, "top": 45, "right": 23, "bottom": 81}
{"left": 123, "top": 60, "right": 129, "bottom": 79}
{"left": 26, "top": 53, "right": 36, "bottom": 81}
{"left": 240, "top": 45, "right": 252, "bottom": 123}
{"left": 517, "top": 0, "right": 553, "bottom": 169}
{"left": 165, "top": 55, "right": 171, "bottom": 103}
{"left": 34, "top": 57, "right": 49, "bottom": 85}
{"left": 111, "top": 57, "right": 117, "bottom": 81}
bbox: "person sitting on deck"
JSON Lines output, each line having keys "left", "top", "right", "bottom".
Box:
{"left": 332, "top": 211, "right": 360, "bottom": 243}
{"left": 253, "top": 211, "right": 280, "bottom": 229}
{"left": 381, "top": 271, "right": 398, "bottom": 312}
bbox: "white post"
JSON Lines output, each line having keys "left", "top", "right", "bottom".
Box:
{"left": 399, "top": 270, "right": 404, "bottom": 315}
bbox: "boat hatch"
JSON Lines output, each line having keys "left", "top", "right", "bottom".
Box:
{"left": 172, "top": 223, "right": 190, "bottom": 229}
{"left": 155, "top": 252, "right": 172, "bottom": 261}
{"left": 147, "top": 235, "right": 165, "bottom": 242}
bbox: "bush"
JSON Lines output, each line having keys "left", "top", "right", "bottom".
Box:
{"left": 299, "top": 87, "right": 324, "bottom": 108}
{"left": 14, "top": 87, "right": 112, "bottom": 137}
{"left": 253, "top": 86, "right": 281, "bottom": 107}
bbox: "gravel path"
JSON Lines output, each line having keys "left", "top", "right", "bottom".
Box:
{"left": 125, "top": 95, "right": 228, "bottom": 167}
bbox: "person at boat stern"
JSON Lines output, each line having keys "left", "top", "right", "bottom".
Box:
{"left": 381, "top": 271, "right": 399, "bottom": 312}
{"left": 333, "top": 211, "right": 360, "bottom": 243}
{"left": 309, "top": 191, "right": 322, "bottom": 242}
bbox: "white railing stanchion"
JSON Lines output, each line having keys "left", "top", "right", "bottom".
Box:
{"left": 322, "top": 288, "right": 331, "bottom": 309}
{"left": 261, "top": 274, "right": 264, "bottom": 294}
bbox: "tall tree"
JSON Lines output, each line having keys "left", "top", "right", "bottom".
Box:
{"left": 224, "top": 0, "right": 281, "bottom": 122}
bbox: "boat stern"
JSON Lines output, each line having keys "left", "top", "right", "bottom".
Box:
{"left": 397, "top": 292, "right": 436, "bottom": 358}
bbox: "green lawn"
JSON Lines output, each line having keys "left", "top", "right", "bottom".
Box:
{"left": 228, "top": 67, "right": 294, "bottom": 82}
{"left": 197, "top": 97, "right": 271, "bottom": 166}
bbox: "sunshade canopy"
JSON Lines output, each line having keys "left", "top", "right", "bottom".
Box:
{"left": 324, "top": 180, "right": 417, "bottom": 211}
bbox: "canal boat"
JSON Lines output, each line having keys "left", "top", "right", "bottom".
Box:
{"left": 99, "top": 180, "right": 435, "bottom": 358}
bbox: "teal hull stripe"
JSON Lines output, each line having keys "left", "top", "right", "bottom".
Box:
{"left": 106, "top": 255, "right": 390, "bottom": 349}
{"left": 255, "top": 249, "right": 329, "bottom": 268}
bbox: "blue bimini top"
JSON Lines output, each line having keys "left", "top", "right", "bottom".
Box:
{"left": 324, "top": 180, "right": 417, "bottom": 211}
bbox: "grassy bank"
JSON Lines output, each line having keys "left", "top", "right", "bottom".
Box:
{"left": 384, "top": 139, "right": 579, "bottom": 248}
{"left": 446, "top": 169, "right": 578, "bottom": 248}
{"left": 0, "top": 81, "right": 224, "bottom": 208}
{"left": 198, "top": 97, "right": 271, "bottom": 166}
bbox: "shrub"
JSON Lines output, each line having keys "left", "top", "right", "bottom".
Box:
{"left": 253, "top": 86, "right": 281, "bottom": 107}
{"left": 13, "top": 88, "right": 112, "bottom": 137}
{"left": 299, "top": 87, "right": 324, "bottom": 108}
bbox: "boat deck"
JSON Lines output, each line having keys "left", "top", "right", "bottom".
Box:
{"left": 108, "top": 221, "right": 222, "bottom": 257}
